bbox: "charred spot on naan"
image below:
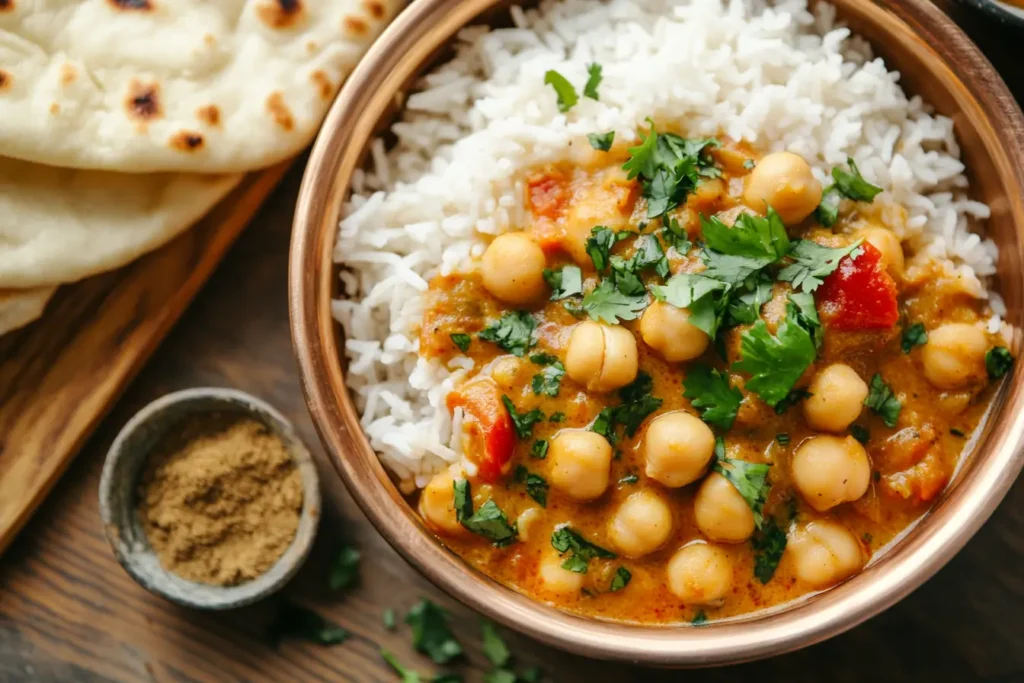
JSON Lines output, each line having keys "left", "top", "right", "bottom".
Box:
{"left": 310, "top": 71, "right": 334, "bottom": 100}
{"left": 107, "top": 0, "right": 153, "bottom": 10}
{"left": 0, "top": 0, "right": 14, "bottom": 11}
{"left": 256, "top": 0, "right": 305, "bottom": 29}
{"left": 125, "top": 80, "right": 162, "bottom": 122}
{"left": 169, "top": 131, "right": 205, "bottom": 152}
{"left": 60, "top": 64, "right": 77, "bottom": 86}
{"left": 0, "top": 70, "right": 11, "bottom": 92}
{"left": 342, "top": 16, "right": 370, "bottom": 38}
{"left": 196, "top": 105, "right": 221, "bottom": 127}
{"left": 266, "top": 92, "right": 295, "bottom": 131}
{"left": 363, "top": 0, "right": 386, "bottom": 19}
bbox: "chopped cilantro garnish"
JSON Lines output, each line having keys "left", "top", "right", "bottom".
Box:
{"left": 501, "top": 396, "right": 545, "bottom": 438}
{"left": 713, "top": 441, "right": 772, "bottom": 528}
{"left": 590, "top": 374, "right": 663, "bottom": 442}
{"left": 583, "top": 62, "right": 602, "bottom": 100}
{"left": 609, "top": 566, "right": 632, "bottom": 592}
{"left": 454, "top": 479, "right": 518, "bottom": 547}
{"left": 817, "top": 186, "right": 842, "bottom": 227}
{"left": 531, "top": 439, "right": 549, "bottom": 459}
{"left": 864, "top": 373, "right": 901, "bottom": 427}
{"left": 529, "top": 352, "right": 559, "bottom": 365}
{"left": 683, "top": 364, "right": 742, "bottom": 431}
{"left": 590, "top": 406, "right": 618, "bottom": 443}
{"left": 586, "top": 225, "right": 632, "bottom": 272}
{"left": 405, "top": 599, "right": 464, "bottom": 664}
{"left": 850, "top": 424, "right": 870, "bottom": 444}
{"left": 582, "top": 279, "right": 648, "bottom": 324}
{"left": 732, "top": 300, "right": 817, "bottom": 407}
{"left": 776, "top": 433, "right": 790, "bottom": 446}
{"left": 650, "top": 272, "right": 728, "bottom": 337}
{"left": 479, "top": 311, "right": 536, "bottom": 356}
{"left": 531, "top": 362, "right": 565, "bottom": 397}
{"left": 449, "top": 333, "right": 472, "bottom": 353}
{"left": 622, "top": 120, "right": 719, "bottom": 217}
{"left": 481, "top": 621, "right": 511, "bottom": 668}
{"left": 950, "top": 428, "right": 966, "bottom": 438}
{"left": 788, "top": 290, "right": 823, "bottom": 349}
{"left": 551, "top": 525, "right": 617, "bottom": 573}
{"left": 901, "top": 322, "right": 928, "bottom": 353}
{"left": 327, "top": 545, "right": 361, "bottom": 591}
{"left": 587, "top": 130, "right": 615, "bottom": 151}
{"left": 543, "top": 70, "right": 577, "bottom": 113}
{"left": 832, "top": 157, "right": 883, "bottom": 202}
{"left": 618, "top": 473, "right": 639, "bottom": 484}
{"left": 381, "top": 649, "right": 430, "bottom": 683}
{"left": 778, "top": 239, "right": 863, "bottom": 293}
{"left": 659, "top": 215, "right": 692, "bottom": 253}
{"left": 986, "top": 346, "right": 1013, "bottom": 379}
{"left": 548, "top": 412, "right": 566, "bottom": 423}
{"left": 514, "top": 465, "right": 548, "bottom": 507}
{"left": 725, "top": 277, "right": 772, "bottom": 327}
{"left": 269, "top": 603, "right": 349, "bottom": 645}
{"left": 691, "top": 610, "right": 708, "bottom": 626}
{"left": 742, "top": 159, "right": 756, "bottom": 170}
{"left": 751, "top": 518, "right": 787, "bottom": 584}
{"left": 543, "top": 265, "right": 583, "bottom": 300}
{"left": 701, "top": 208, "right": 790, "bottom": 262}
{"left": 774, "top": 387, "right": 812, "bottom": 415}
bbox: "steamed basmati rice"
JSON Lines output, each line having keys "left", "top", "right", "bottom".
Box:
{"left": 331, "top": 0, "right": 1001, "bottom": 488}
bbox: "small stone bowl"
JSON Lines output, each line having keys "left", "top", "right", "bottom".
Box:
{"left": 99, "top": 387, "right": 321, "bottom": 610}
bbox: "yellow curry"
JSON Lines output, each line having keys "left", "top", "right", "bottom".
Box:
{"left": 411, "top": 129, "right": 1011, "bottom": 624}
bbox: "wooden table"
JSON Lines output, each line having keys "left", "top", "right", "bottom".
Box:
{"left": 2, "top": 4, "right": 1023, "bottom": 681}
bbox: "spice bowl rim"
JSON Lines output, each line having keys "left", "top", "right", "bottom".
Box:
{"left": 289, "top": 0, "right": 1024, "bottom": 667}
{"left": 99, "top": 387, "right": 321, "bottom": 611}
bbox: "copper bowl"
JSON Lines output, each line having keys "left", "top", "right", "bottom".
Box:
{"left": 290, "top": 0, "right": 1024, "bottom": 666}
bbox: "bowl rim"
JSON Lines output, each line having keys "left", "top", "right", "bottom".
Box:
{"left": 98, "top": 387, "right": 322, "bottom": 610}
{"left": 289, "top": 0, "right": 1024, "bottom": 665}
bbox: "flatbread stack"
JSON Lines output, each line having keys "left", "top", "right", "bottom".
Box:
{"left": 0, "top": 0, "right": 401, "bottom": 335}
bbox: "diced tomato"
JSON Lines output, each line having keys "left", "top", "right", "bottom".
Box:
{"left": 815, "top": 242, "right": 899, "bottom": 330}
{"left": 527, "top": 172, "right": 569, "bottom": 221}
{"left": 446, "top": 379, "right": 516, "bottom": 483}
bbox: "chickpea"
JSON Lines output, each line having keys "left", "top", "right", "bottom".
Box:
{"left": 516, "top": 507, "right": 544, "bottom": 543}
{"left": 640, "top": 301, "right": 710, "bottom": 362}
{"left": 548, "top": 430, "right": 613, "bottom": 501}
{"left": 921, "top": 323, "right": 990, "bottom": 390}
{"left": 803, "top": 363, "right": 869, "bottom": 433}
{"left": 666, "top": 542, "right": 733, "bottom": 605}
{"left": 742, "top": 151, "right": 822, "bottom": 226}
{"left": 480, "top": 232, "right": 548, "bottom": 305}
{"left": 565, "top": 321, "right": 638, "bottom": 393}
{"left": 694, "top": 473, "right": 755, "bottom": 543}
{"left": 419, "top": 469, "right": 467, "bottom": 537}
{"left": 791, "top": 436, "right": 871, "bottom": 512}
{"left": 608, "top": 490, "right": 674, "bottom": 558}
{"left": 538, "top": 549, "right": 584, "bottom": 595}
{"left": 859, "top": 226, "right": 904, "bottom": 278}
{"left": 786, "top": 521, "right": 865, "bottom": 588}
{"left": 643, "top": 411, "right": 716, "bottom": 488}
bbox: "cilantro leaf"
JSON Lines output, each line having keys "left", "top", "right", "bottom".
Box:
{"left": 544, "top": 70, "right": 577, "bottom": 113}
{"left": 483, "top": 671, "right": 515, "bottom": 683}
{"left": 732, "top": 301, "right": 817, "bottom": 407}
{"left": 691, "top": 610, "right": 708, "bottom": 626}
{"left": 531, "top": 362, "right": 565, "bottom": 397}
{"left": 529, "top": 352, "right": 559, "bottom": 365}
{"left": 586, "top": 225, "right": 631, "bottom": 272}
{"left": 987, "top": 347, "right": 1013, "bottom": 379}
{"left": 713, "top": 444, "right": 772, "bottom": 528}
{"left": 864, "top": 373, "right": 901, "bottom": 427}
{"left": 788, "top": 290, "right": 823, "bottom": 349}
{"left": 590, "top": 406, "right": 618, "bottom": 444}
{"left": 614, "top": 372, "right": 662, "bottom": 436}
{"left": 776, "top": 433, "right": 790, "bottom": 446}
{"left": 530, "top": 439, "right": 548, "bottom": 459}
{"left": 551, "top": 525, "right": 616, "bottom": 573}
{"left": 543, "top": 265, "right": 583, "bottom": 300}
{"left": 751, "top": 517, "right": 787, "bottom": 584}
{"left": 630, "top": 234, "right": 670, "bottom": 278}
{"left": 501, "top": 396, "right": 545, "bottom": 438}
{"left": 587, "top": 130, "right": 615, "bottom": 151}
{"left": 725, "top": 277, "right": 772, "bottom": 326}
{"left": 850, "top": 424, "right": 870, "bottom": 444}
{"left": 583, "top": 62, "right": 602, "bottom": 100}
{"left": 479, "top": 312, "right": 536, "bottom": 357}
{"left": 582, "top": 279, "right": 648, "bottom": 324}
{"left": 832, "top": 157, "right": 883, "bottom": 202}
{"left": 514, "top": 465, "right": 548, "bottom": 507}
{"left": 660, "top": 215, "right": 692, "bottom": 253}
{"left": 778, "top": 239, "right": 863, "bottom": 293}
{"left": 901, "top": 322, "right": 928, "bottom": 353}
{"left": 683, "top": 364, "right": 742, "bottom": 431}
{"left": 622, "top": 121, "right": 659, "bottom": 181}
{"left": 548, "top": 412, "right": 566, "bottom": 423}
{"left": 269, "top": 603, "right": 349, "bottom": 646}
{"left": 774, "top": 387, "right": 812, "bottom": 415}
{"left": 405, "top": 599, "right": 464, "bottom": 664}
{"left": 481, "top": 622, "right": 511, "bottom": 668}
{"left": 701, "top": 208, "right": 790, "bottom": 263}
{"left": 327, "top": 545, "right": 361, "bottom": 591}
{"left": 817, "top": 185, "right": 842, "bottom": 227}
{"left": 609, "top": 566, "right": 631, "bottom": 592}
{"left": 450, "top": 333, "right": 472, "bottom": 353}
{"left": 381, "top": 649, "right": 427, "bottom": 683}
{"left": 383, "top": 608, "right": 396, "bottom": 630}
{"left": 700, "top": 249, "right": 771, "bottom": 287}
{"left": 454, "top": 479, "right": 518, "bottom": 547}
{"left": 650, "top": 273, "right": 729, "bottom": 337}
{"left": 622, "top": 120, "right": 719, "bottom": 218}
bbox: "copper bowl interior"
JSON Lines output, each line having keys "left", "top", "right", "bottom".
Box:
{"left": 290, "top": 0, "right": 1024, "bottom": 666}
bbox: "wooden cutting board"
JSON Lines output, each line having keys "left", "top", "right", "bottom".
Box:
{"left": 0, "top": 160, "right": 292, "bottom": 555}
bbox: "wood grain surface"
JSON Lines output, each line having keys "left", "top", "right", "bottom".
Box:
{"left": 0, "top": 3, "right": 1022, "bottom": 681}
{"left": 0, "top": 162, "right": 291, "bottom": 557}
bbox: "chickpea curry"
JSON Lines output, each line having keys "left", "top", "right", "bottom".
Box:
{"left": 413, "top": 124, "right": 1013, "bottom": 624}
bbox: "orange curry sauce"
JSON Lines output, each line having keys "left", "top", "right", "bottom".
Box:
{"left": 413, "top": 138, "right": 1004, "bottom": 624}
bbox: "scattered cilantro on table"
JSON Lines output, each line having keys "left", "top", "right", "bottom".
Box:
{"left": 269, "top": 603, "right": 349, "bottom": 646}
{"left": 383, "top": 608, "right": 397, "bottom": 631}
{"left": 551, "top": 525, "right": 617, "bottom": 573}
{"left": 327, "top": 544, "right": 361, "bottom": 591}
{"left": 864, "top": 374, "right": 901, "bottom": 427}
{"left": 454, "top": 479, "right": 518, "bottom": 547}
{"left": 481, "top": 621, "right": 512, "bottom": 668}
{"left": 683, "top": 364, "right": 742, "bottom": 431}
{"left": 479, "top": 312, "right": 535, "bottom": 357}
{"left": 405, "top": 599, "right": 464, "bottom": 664}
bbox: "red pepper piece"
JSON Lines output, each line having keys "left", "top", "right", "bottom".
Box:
{"left": 815, "top": 242, "right": 899, "bottom": 331}
{"left": 446, "top": 379, "right": 516, "bottom": 483}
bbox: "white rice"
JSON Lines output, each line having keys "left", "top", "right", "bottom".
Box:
{"left": 331, "top": 0, "right": 1001, "bottom": 487}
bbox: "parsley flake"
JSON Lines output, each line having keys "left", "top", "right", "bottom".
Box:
{"left": 531, "top": 439, "right": 549, "bottom": 459}
{"left": 583, "top": 62, "right": 602, "bottom": 100}
{"left": 551, "top": 526, "right": 617, "bottom": 573}
{"left": 901, "top": 323, "right": 928, "bottom": 353}
{"left": 531, "top": 362, "right": 565, "bottom": 397}
{"left": 501, "top": 396, "right": 545, "bottom": 438}
{"left": 683, "top": 364, "right": 742, "bottom": 431}
{"left": 479, "top": 312, "right": 536, "bottom": 357}
{"left": 864, "top": 374, "right": 901, "bottom": 427}
{"left": 454, "top": 479, "right": 518, "bottom": 547}
{"left": 609, "top": 566, "right": 632, "bottom": 592}
{"left": 986, "top": 347, "right": 1013, "bottom": 379}
{"left": 450, "top": 333, "right": 472, "bottom": 353}
{"left": 514, "top": 465, "right": 549, "bottom": 507}
{"left": 587, "top": 130, "right": 615, "bottom": 151}
{"left": 543, "top": 70, "right": 577, "bottom": 113}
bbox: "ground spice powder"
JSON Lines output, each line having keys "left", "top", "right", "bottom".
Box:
{"left": 138, "top": 415, "right": 303, "bottom": 586}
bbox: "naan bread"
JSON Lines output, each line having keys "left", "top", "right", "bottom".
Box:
{"left": 0, "top": 0, "right": 399, "bottom": 173}
{"left": 0, "top": 157, "right": 241, "bottom": 288}
{"left": 0, "top": 286, "right": 56, "bottom": 336}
